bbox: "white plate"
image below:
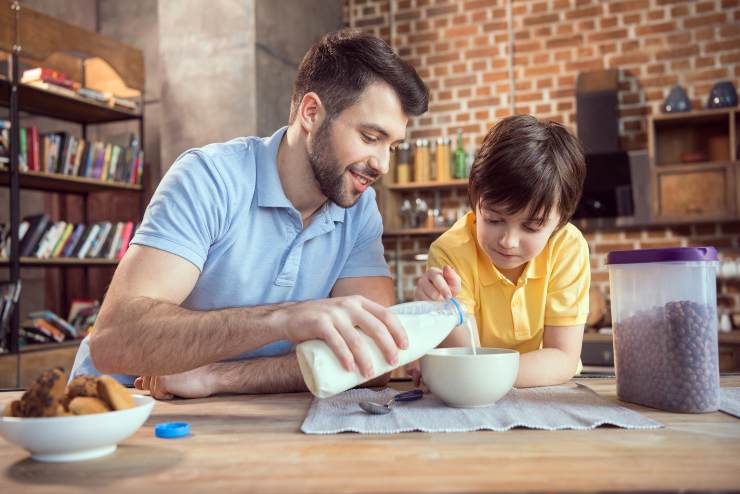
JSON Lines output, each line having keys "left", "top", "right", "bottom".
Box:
{"left": 0, "top": 395, "right": 154, "bottom": 462}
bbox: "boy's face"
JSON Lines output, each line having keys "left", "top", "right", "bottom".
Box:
{"left": 475, "top": 202, "right": 561, "bottom": 273}
{"left": 307, "top": 81, "right": 407, "bottom": 208}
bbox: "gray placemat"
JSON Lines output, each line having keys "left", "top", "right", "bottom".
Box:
{"left": 301, "top": 383, "right": 664, "bottom": 434}
{"left": 720, "top": 387, "right": 740, "bottom": 418}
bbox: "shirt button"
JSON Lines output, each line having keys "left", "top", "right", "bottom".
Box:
{"left": 512, "top": 299, "right": 519, "bottom": 308}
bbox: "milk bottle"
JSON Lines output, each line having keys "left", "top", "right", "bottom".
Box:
{"left": 297, "top": 299, "right": 465, "bottom": 398}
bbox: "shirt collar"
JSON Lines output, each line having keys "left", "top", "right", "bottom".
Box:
{"left": 256, "top": 126, "right": 292, "bottom": 209}
{"left": 470, "top": 215, "right": 547, "bottom": 287}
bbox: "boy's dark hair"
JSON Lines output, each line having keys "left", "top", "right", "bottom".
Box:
{"left": 289, "top": 29, "right": 429, "bottom": 123}
{"left": 468, "top": 115, "right": 586, "bottom": 228}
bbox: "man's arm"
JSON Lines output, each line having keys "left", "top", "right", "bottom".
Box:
{"left": 92, "top": 245, "right": 406, "bottom": 378}
{"left": 514, "top": 324, "right": 584, "bottom": 388}
{"left": 91, "top": 245, "right": 285, "bottom": 376}
{"left": 135, "top": 354, "right": 307, "bottom": 399}
{"left": 135, "top": 275, "right": 399, "bottom": 398}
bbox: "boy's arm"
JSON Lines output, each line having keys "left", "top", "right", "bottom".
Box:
{"left": 514, "top": 324, "right": 584, "bottom": 388}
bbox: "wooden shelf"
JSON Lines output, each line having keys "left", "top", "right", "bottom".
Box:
{"left": 0, "top": 79, "right": 141, "bottom": 124}
{"left": 384, "top": 178, "right": 468, "bottom": 191}
{"left": 18, "top": 339, "right": 83, "bottom": 354}
{"left": 0, "top": 257, "right": 119, "bottom": 267}
{"left": 0, "top": 168, "right": 142, "bottom": 193}
{"left": 383, "top": 226, "right": 449, "bottom": 237}
{"left": 651, "top": 107, "right": 734, "bottom": 123}
{"left": 653, "top": 159, "right": 736, "bottom": 168}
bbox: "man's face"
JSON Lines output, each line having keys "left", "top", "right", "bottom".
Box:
{"left": 475, "top": 202, "right": 561, "bottom": 272}
{"left": 307, "top": 82, "right": 408, "bottom": 208}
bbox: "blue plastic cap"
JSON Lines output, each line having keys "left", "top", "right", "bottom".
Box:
{"left": 448, "top": 298, "right": 464, "bottom": 326}
{"left": 155, "top": 422, "right": 191, "bottom": 439}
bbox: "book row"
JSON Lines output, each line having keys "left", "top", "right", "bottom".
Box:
{"left": 0, "top": 214, "right": 138, "bottom": 260}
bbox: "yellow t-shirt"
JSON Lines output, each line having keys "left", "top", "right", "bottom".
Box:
{"left": 427, "top": 212, "right": 590, "bottom": 355}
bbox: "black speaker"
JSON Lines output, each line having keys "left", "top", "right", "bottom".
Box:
{"left": 574, "top": 152, "right": 633, "bottom": 219}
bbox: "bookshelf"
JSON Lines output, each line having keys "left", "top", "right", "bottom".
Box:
{"left": 0, "top": 0, "right": 145, "bottom": 370}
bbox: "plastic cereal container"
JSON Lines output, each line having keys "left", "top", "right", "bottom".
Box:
{"left": 607, "top": 247, "right": 720, "bottom": 413}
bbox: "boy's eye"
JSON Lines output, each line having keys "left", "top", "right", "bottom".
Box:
{"left": 485, "top": 218, "right": 502, "bottom": 224}
{"left": 523, "top": 224, "right": 542, "bottom": 233}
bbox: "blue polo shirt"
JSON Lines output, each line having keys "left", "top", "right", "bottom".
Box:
{"left": 70, "top": 127, "right": 390, "bottom": 384}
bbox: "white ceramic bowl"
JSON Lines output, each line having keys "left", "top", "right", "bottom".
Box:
{"left": 0, "top": 395, "right": 154, "bottom": 462}
{"left": 421, "top": 347, "right": 519, "bottom": 407}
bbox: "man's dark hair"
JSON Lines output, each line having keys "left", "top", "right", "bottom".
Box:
{"left": 289, "top": 29, "right": 429, "bottom": 122}
{"left": 469, "top": 115, "right": 586, "bottom": 229}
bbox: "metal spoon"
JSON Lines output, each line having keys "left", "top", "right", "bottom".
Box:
{"left": 359, "top": 389, "right": 423, "bottom": 415}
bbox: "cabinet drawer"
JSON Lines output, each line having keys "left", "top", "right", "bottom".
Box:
{"left": 654, "top": 164, "right": 735, "bottom": 219}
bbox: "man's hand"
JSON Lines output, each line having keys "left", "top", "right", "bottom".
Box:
{"left": 414, "top": 266, "right": 461, "bottom": 301}
{"left": 275, "top": 295, "right": 408, "bottom": 379}
{"left": 134, "top": 364, "right": 217, "bottom": 400}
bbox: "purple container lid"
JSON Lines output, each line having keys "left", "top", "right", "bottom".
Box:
{"left": 607, "top": 246, "right": 718, "bottom": 265}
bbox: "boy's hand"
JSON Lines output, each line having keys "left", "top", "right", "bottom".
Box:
{"left": 404, "top": 359, "right": 426, "bottom": 388}
{"left": 414, "top": 265, "right": 461, "bottom": 301}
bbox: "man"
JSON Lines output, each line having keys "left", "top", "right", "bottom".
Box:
{"left": 70, "top": 29, "right": 429, "bottom": 399}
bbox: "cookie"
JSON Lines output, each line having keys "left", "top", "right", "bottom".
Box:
{"left": 3, "top": 400, "right": 21, "bottom": 417}
{"left": 97, "top": 375, "right": 135, "bottom": 410}
{"left": 66, "top": 375, "right": 99, "bottom": 400}
{"left": 68, "top": 396, "right": 111, "bottom": 415}
{"left": 19, "top": 368, "right": 67, "bottom": 417}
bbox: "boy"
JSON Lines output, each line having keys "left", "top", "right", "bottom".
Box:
{"left": 414, "top": 115, "right": 589, "bottom": 387}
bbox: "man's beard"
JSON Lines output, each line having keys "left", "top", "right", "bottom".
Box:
{"left": 307, "top": 120, "right": 361, "bottom": 208}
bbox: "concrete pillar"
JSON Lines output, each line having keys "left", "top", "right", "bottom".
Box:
{"left": 157, "top": 0, "right": 257, "bottom": 171}
{"left": 254, "top": 0, "right": 343, "bottom": 136}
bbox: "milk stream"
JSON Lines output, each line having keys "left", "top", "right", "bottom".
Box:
{"left": 465, "top": 317, "right": 477, "bottom": 356}
{"left": 297, "top": 299, "right": 465, "bottom": 398}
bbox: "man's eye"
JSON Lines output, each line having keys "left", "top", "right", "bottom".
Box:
{"left": 362, "top": 133, "right": 378, "bottom": 143}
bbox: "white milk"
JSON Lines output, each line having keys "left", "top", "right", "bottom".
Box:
{"left": 465, "top": 316, "right": 478, "bottom": 356}
{"left": 297, "top": 299, "right": 465, "bottom": 398}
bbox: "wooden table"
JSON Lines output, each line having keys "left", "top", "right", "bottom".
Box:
{"left": 2, "top": 376, "right": 740, "bottom": 493}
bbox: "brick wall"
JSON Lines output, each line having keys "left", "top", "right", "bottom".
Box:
{"left": 346, "top": 0, "right": 740, "bottom": 319}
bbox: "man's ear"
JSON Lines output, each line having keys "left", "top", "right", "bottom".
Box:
{"left": 298, "top": 92, "right": 325, "bottom": 135}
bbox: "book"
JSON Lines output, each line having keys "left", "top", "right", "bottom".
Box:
{"left": 105, "top": 222, "right": 124, "bottom": 259}
{"left": 19, "top": 127, "right": 27, "bottom": 171}
{"left": 61, "top": 223, "right": 86, "bottom": 258}
{"left": 20, "top": 327, "right": 54, "bottom": 344}
{"left": 28, "top": 310, "right": 77, "bottom": 339}
{"left": 21, "top": 67, "right": 71, "bottom": 84}
{"left": 51, "top": 223, "right": 74, "bottom": 258}
{"left": 116, "top": 222, "right": 135, "bottom": 259}
{"left": 29, "top": 318, "right": 65, "bottom": 342}
{"left": 77, "top": 224, "right": 100, "bottom": 258}
{"left": 69, "top": 225, "right": 93, "bottom": 258}
{"left": 68, "top": 299, "right": 97, "bottom": 322}
{"left": 25, "top": 80, "right": 78, "bottom": 99}
{"left": 77, "top": 87, "right": 110, "bottom": 103}
{"left": 29, "top": 127, "right": 40, "bottom": 171}
{"left": 90, "top": 222, "right": 112, "bottom": 258}
{"left": 72, "top": 139, "right": 86, "bottom": 176}
{"left": 36, "top": 221, "right": 65, "bottom": 259}
{"left": 19, "top": 214, "right": 50, "bottom": 257}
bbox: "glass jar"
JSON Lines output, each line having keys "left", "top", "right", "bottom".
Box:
{"left": 435, "top": 137, "right": 451, "bottom": 182}
{"left": 395, "top": 142, "right": 411, "bottom": 184}
{"left": 414, "top": 139, "right": 431, "bottom": 183}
